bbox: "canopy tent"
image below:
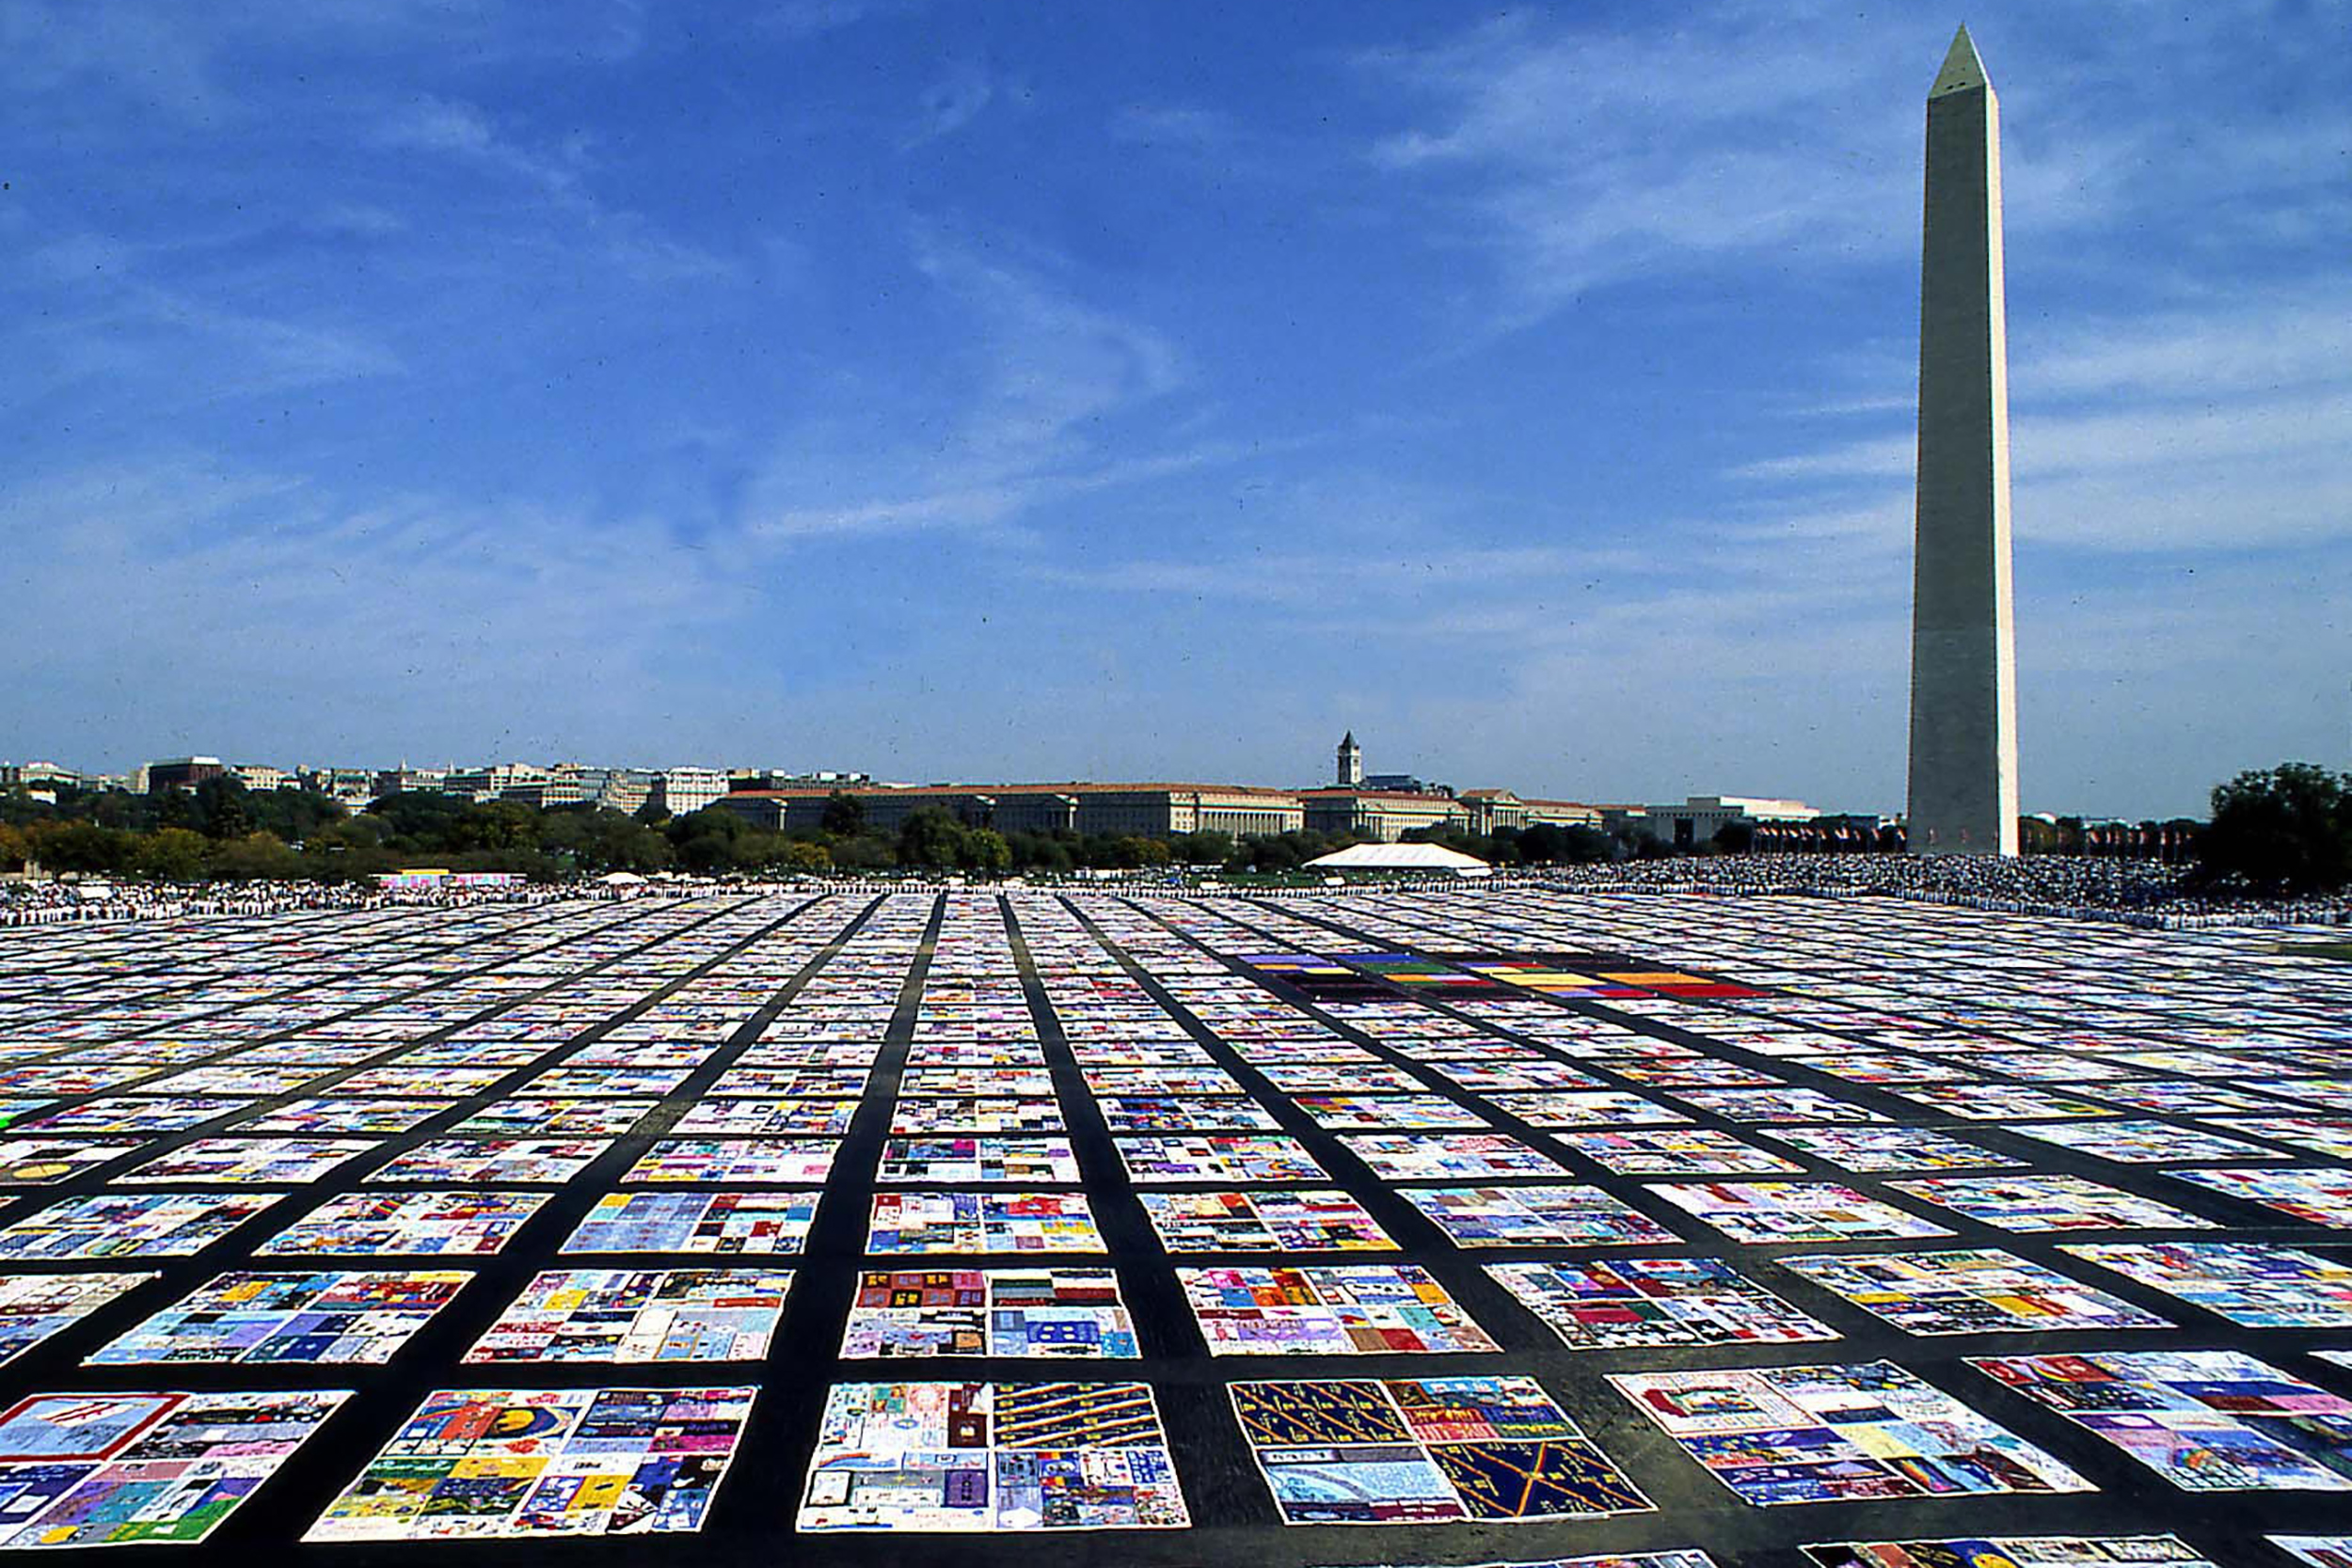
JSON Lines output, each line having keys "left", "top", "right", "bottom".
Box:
{"left": 1302, "top": 842, "right": 1491, "bottom": 877}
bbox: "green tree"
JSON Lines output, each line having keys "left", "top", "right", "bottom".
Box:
{"left": 961, "top": 828, "right": 1013, "bottom": 874}
{"left": 367, "top": 791, "right": 469, "bottom": 847}
{"left": 155, "top": 788, "right": 199, "bottom": 833}
{"left": 135, "top": 827, "right": 209, "bottom": 880}
{"left": 1560, "top": 825, "right": 1619, "bottom": 863}
{"left": 1168, "top": 831, "right": 1233, "bottom": 865}
{"left": 536, "top": 805, "right": 673, "bottom": 874}
{"left": 1232, "top": 831, "right": 1340, "bottom": 873}
{"left": 0, "top": 787, "right": 49, "bottom": 828}
{"left": 0, "top": 822, "right": 27, "bottom": 871}
{"left": 452, "top": 800, "right": 539, "bottom": 854}
{"left": 820, "top": 791, "right": 866, "bottom": 838}
{"left": 1096, "top": 835, "right": 1163, "bottom": 868}
{"left": 247, "top": 785, "right": 344, "bottom": 844}
{"left": 192, "top": 776, "right": 254, "bottom": 840}
{"left": 778, "top": 839, "right": 834, "bottom": 872}
{"left": 667, "top": 804, "right": 755, "bottom": 874}
{"left": 1481, "top": 832, "right": 1525, "bottom": 866}
{"left": 1006, "top": 832, "right": 1074, "bottom": 874}
{"left": 1515, "top": 824, "right": 1562, "bottom": 863}
{"left": 313, "top": 814, "right": 393, "bottom": 853}
{"left": 2196, "top": 763, "right": 2352, "bottom": 894}
{"left": 206, "top": 832, "right": 303, "bottom": 879}
{"left": 828, "top": 833, "right": 896, "bottom": 871}
{"left": 25, "top": 820, "right": 134, "bottom": 874}
{"left": 898, "top": 807, "right": 968, "bottom": 869}
{"left": 81, "top": 788, "right": 159, "bottom": 832}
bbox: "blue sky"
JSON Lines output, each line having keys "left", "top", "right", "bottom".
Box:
{"left": 4, "top": 1, "right": 2344, "bottom": 818}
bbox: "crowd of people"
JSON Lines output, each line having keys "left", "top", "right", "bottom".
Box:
{"left": 1215, "top": 856, "right": 2348, "bottom": 929}
{"left": 6, "top": 855, "right": 2347, "bottom": 933}
{"left": 0, "top": 878, "right": 590, "bottom": 927}
{"left": 3, "top": 880, "right": 358, "bottom": 927}
{"left": 1518, "top": 854, "right": 2352, "bottom": 929}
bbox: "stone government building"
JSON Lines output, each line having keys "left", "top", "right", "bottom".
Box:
{"left": 718, "top": 782, "right": 1313, "bottom": 841}
{"left": 718, "top": 779, "right": 1608, "bottom": 844}
{"left": 716, "top": 734, "right": 1607, "bottom": 845}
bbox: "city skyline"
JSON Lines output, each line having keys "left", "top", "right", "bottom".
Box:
{"left": 0, "top": 740, "right": 2214, "bottom": 833}
{"left": 6, "top": 3, "right": 2345, "bottom": 821}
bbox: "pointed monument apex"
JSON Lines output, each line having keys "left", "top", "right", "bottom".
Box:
{"left": 1931, "top": 24, "right": 1990, "bottom": 98}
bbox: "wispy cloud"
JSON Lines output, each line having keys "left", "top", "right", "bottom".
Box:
{"left": 905, "top": 59, "right": 997, "bottom": 147}
{"left": 748, "top": 233, "right": 1195, "bottom": 541}
{"left": 2020, "top": 282, "right": 2352, "bottom": 401}
{"left": 1360, "top": 8, "right": 2350, "bottom": 328}
{"left": 377, "top": 95, "right": 592, "bottom": 198}
{"left": 918, "top": 235, "right": 1185, "bottom": 459}
{"left": 2, "top": 453, "right": 751, "bottom": 761}
{"left": 1733, "top": 282, "right": 2352, "bottom": 550}
{"left": 1734, "top": 438, "right": 1914, "bottom": 485}
{"left": 0, "top": 1, "right": 223, "bottom": 119}
{"left": 5, "top": 228, "right": 404, "bottom": 411}
{"left": 1110, "top": 105, "right": 1239, "bottom": 154}
{"left": 1026, "top": 541, "right": 1646, "bottom": 609}
{"left": 0, "top": 2, "right": 659, "bottom": 120}
{"left": 1360, "top": 11, "right": 1916, "bottom": 321}
{"left": 1106, "top": 102, "right": 1356, "bottom": 195}
{"left": 370, "top": 93, "right": 739, "bottom": 283}
{"left": 763, "top": 0, "right": 923, "bottom": 41}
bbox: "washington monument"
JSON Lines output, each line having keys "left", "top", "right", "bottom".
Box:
{"left": 1906, "top": 25, "right": 2020, "bottom": 856}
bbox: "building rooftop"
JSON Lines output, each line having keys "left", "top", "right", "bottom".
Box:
{"left": 726, "top": 781, "right": 1305, "bottom": 800}
{"left": 1297, "top": 787, "right": 1466, "bottom": 803}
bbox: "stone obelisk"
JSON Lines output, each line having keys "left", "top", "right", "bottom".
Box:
{"left": 1906, "top": 24, "right": 2020, "bottom": 856}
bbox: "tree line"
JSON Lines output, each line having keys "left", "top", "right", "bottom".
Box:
{"left": 2194, "top": 763, "right": 2352, "bottom": 895}
{"left": 0, "top": 779, "right": 1624, "bottom": 881}
{"left": 2, "top": 766, "right": 2346, "bottom": 893}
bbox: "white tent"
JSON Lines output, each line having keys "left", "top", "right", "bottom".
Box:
{"left": 1302, "top": 842, "right": 1491, "bottom": 877}
{"left": 597, "top": 871, "right": 648, "bottom": 886}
